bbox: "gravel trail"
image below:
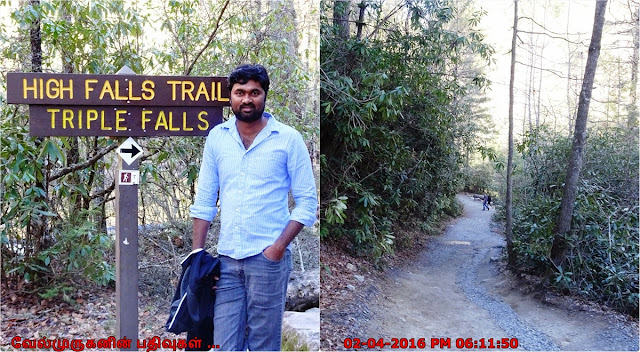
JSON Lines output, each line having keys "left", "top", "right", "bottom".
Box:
{"left": 359, "top": 194, "right": 639, "bottom": 351}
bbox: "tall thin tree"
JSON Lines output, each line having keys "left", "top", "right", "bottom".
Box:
{"left": 60, "top": 2, "right": 83, "bottom": 217}
{"left": 506, "top": 0, "right": 518, "bottom": 268}
{"left": 28, "top": 0, "right": 48, "bottom": 256}
{"left": 551, "top": 0, "right": 609, "bottom": 268}
{"left": 628, "top": 5, "right": 639, "bottom": 132}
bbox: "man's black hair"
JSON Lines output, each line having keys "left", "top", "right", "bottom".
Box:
{"left": 227, "top": 64, "right": 270, "bottom": 95}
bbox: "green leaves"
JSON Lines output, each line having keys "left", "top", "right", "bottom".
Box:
{"left": 324, "top": 196, "right": 348, "bottom": 226}
{"left": 359, "top": 192, "right": 379, "bottom": 208}
{"left": 38, "top": 139, "right": 65, "bottom": 164}
{"left": 321, "top": 0, "right": 492, "bottom": 259}
{"left": 512, "top": 128, "right": 639, "bottom": 314}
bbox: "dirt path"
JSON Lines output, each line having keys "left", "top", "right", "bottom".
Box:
{"left": 357, "top": 194, "right": 638, "bottom": 351}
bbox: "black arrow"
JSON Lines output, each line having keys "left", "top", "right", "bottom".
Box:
{"left": 120, "top": 144, "right": 141, "bottom": 158}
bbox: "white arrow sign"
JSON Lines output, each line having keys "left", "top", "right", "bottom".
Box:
{"left": 117, "top": 137, "right": 143, "bottom": 165}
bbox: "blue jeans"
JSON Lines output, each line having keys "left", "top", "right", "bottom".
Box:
{"left": 483, "top": 201, "right": 489, "bottom": 210}
{"left": 214, "top": 250, "right": 292, "bottom": 351}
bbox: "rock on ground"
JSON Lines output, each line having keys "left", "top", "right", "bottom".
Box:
{"left": 283, "top": 308, "right": 320, "bottom": 351}
{"left": 287, "top": 268, "right": 320, "bottom": 311}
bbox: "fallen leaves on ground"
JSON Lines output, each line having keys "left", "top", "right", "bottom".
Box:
{"left": 1, "top": 280, "right": 184, "bottom": 350}
{"left": 320, "top": 240, "right": 389, "bottom": 351}
{"left": 319, "top": 225, "right": 450, "bottom": 351}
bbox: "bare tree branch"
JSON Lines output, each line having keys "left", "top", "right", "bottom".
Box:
{"left": 518, "top": 30, "right": 588, "bottom": 46}
{"left": 140, "top": 139, "right": 168, "bottom": 163}
{"left": 101, "top": 196, "right": 115, "bottom": 206}
{"left": 90, "top": 180, "right": 115, "bottom": 202}
{"left": 48, "top": 143, "right": 118, "bottom": 182}
{"left": 184, "top": 0, "right": 231, "bottom": 76}
{"left": 519, "top": 16, "right": 590, "bottom": 36}
{"left": 515, "top": 60, "right": 581, "bottom": 80}
{"left": 366, "top": 2, "right": 406, "bottom": 41}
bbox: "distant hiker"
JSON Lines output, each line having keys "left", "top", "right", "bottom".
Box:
{"left": 482, "top": 193, "right": 489, "bottom": 211}
{"left": 487, "top": 194, "right": 492, "bottom": 208}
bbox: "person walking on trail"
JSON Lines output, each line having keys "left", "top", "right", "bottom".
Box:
{"left": 482, "top": 193, "right": 490, "bottom": 211}
{"left": 190, "top": 64, "right": 318, "bottom": 351}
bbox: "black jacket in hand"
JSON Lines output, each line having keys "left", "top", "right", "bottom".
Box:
{"left": 166, "top": 249, "right": 220, "bottom": 351}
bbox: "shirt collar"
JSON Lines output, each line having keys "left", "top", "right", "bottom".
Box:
{"left": 221, "top": 112, "right": 280, "bottom": 133}
{"left": 221, "top": 112, "right": 281, "bottom": 150}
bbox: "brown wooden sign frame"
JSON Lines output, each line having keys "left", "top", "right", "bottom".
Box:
{"left": 7, "top": 72, "right": 230, "bottom": 137}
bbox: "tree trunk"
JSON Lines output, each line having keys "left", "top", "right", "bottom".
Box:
{"left": 566, "top": 0, "right": 572, "bottom": 136}
{"left": 28, "top": 0, "right": 48, "bottom": 257}
{"left": 551, "top": 0, "right": 608, "bottom": 268}
{"left": 526, "top": 42, "right": 533, "bottom": 133}
{"left": 506, "top": 0, "right": 518, "bottom": 268}
{"left": 60, "top": 2, "right": 84, "bottom": 219}
{"left": 356, "top": 2, "right": 366, "bottom": 40}
{"left": 333, "top": 0, "right": 350, "bottom": 39}
{"left": 536, "top": 3, "right": 546, "bottom": 131}
{"left": 30, "top": 0, "right": 42, "bottom": 73}
{"left": 628, "top": 6, "right": 639, "bottom": 131}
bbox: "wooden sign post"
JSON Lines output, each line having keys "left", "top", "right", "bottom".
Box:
{"left": 7, "top": 67, "right": 230, "bottom": 348}
{"left": 114, "top": 66, "right": 140, "bottom": 350}
{"left": 115, "top": 154, "right": 139, "bottom": 349}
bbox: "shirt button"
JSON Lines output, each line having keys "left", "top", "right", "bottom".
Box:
{"left": 241, "top": 172, "right": 245, "bottom": 176}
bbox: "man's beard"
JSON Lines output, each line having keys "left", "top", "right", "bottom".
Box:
{"left": 233, "top": 103, "right": 264, "bottom": 123}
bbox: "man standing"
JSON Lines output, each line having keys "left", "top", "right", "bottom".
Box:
{"left": 482, "top": 192, "right": 489, "bottom": 211}
{"left": 190, "top": 64, "right": 318, "bottom": 351}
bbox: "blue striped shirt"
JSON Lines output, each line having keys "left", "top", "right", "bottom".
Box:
{"left": 190, "top": 113, "right": 317, "bottom": 259}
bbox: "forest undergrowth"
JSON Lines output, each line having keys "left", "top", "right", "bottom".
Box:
{"left": 506, "top": 127, "right": 638, "bottom": 315}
